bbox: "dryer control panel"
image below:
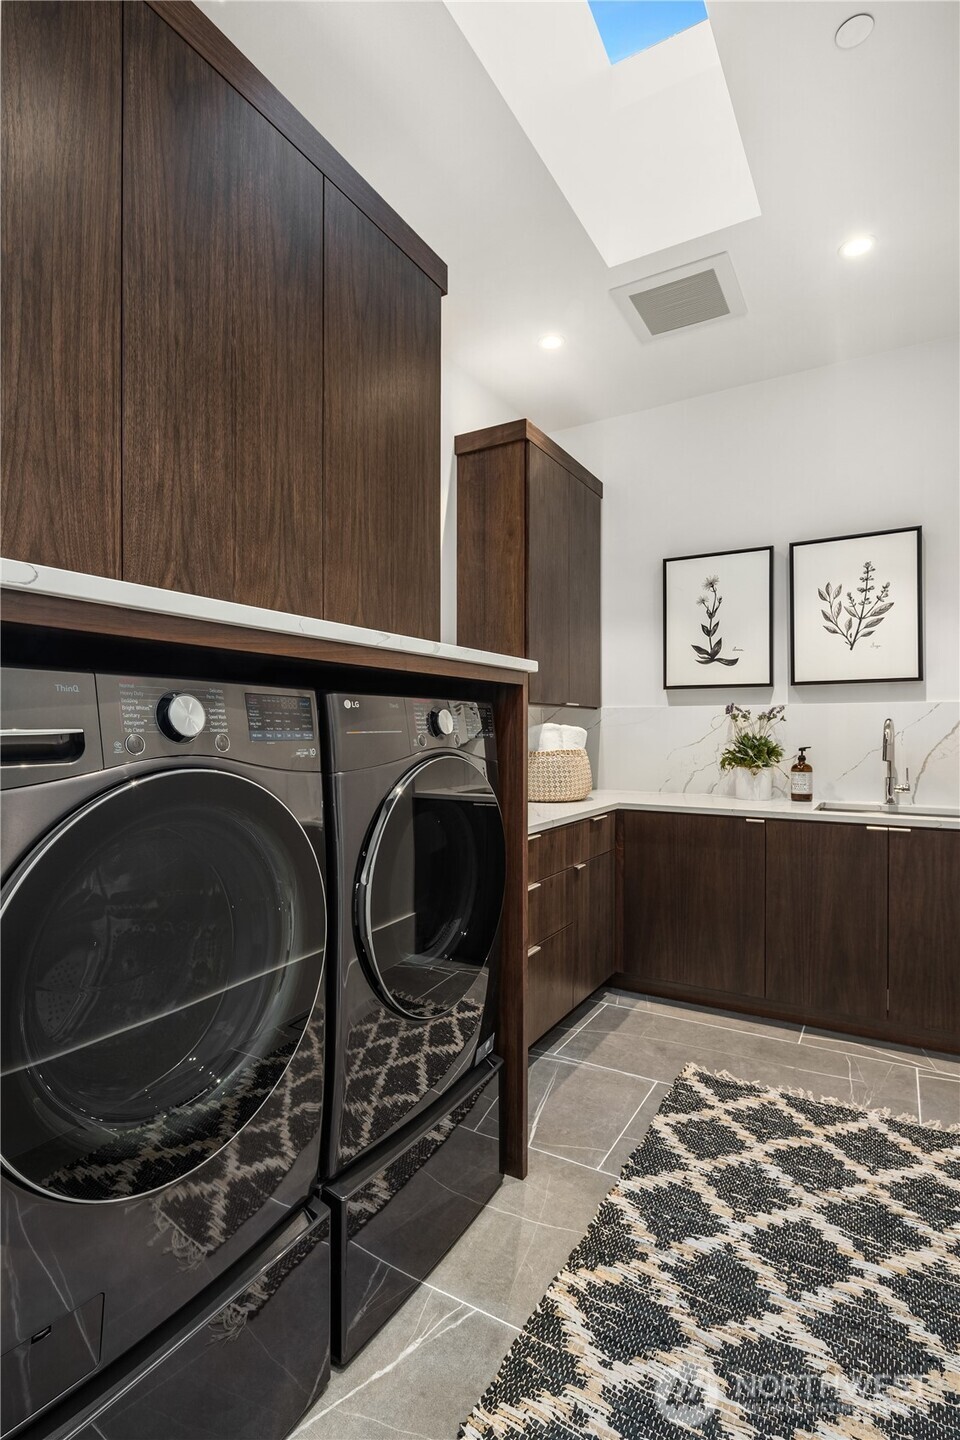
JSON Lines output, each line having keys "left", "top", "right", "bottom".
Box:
{"left": 325, "top": 693, "right": 497, "bottom": 773}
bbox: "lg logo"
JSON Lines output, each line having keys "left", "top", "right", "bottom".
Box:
{"left": 343, "top": 699, "right": 360, "bottom": 710}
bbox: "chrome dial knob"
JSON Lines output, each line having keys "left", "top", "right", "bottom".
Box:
{"left": 157, "top": 692, "right": 206, "bottom": 742}
{"left": 428, "top": 707, "right": 455, "bottom": 738}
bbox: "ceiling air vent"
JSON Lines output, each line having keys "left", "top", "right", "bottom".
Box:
{"left": 610, "top": 253, "right": 746, "bottom": 342}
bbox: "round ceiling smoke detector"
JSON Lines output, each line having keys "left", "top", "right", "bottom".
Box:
{"left": 835, "top": 13, "right": 874, "bottom": 49}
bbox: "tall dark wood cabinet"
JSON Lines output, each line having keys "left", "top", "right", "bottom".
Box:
{"left": 122, "top": 2, "right": 324, "bottom": 613}
{"left": 456, "top": 421, "right": 602, "bottom": 706}
{"left": 765, "top": 820, "right": 888, "bottom": 1025}
{"left": 621, "top": 812, "right": 766, "bottom": 999}
{"left": 322, "top": 184, "right": 441, "bottom": 639}
{"left": 1, "top": 1, "right": 121, "bottom": 578}
{"left": 2, "top": 0, "right": 446, "bottom": 638}
{"left": 888, "top": 828, "right": 960, "bottom": 1041}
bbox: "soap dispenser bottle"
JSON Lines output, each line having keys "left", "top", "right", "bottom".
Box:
{"left": 791, "top": 746, "right": 813, "bottom": 802}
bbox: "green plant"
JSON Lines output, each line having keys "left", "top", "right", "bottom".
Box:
{"left": 719, "top": 703, "right": 786, "bottom": 774}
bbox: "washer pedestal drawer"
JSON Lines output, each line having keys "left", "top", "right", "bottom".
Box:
{"left": 324, "top": 1056, "right": 503, "bottom": 1367}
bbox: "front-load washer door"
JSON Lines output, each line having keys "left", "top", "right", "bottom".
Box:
{"left": 0, "top": 770, "right": 326, "bottom": 1202}
{"left": 355, "top": 753, "right": 506, "bottom": 1021}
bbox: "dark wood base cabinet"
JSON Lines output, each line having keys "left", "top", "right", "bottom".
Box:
{"left": 766, "top": 820, "right": 888, "bottom": 1025}
{"left": 888, "top": 828, "right": 960, "bottom": 1039}
{"left": 618, "top": 811, "right": 958, "bottom": 1053}
{"left": 526, "top": 816, "right": 616, "bottom": 1047}
{"left": 621, "top": 812, "right": 765, "bottom": 1000}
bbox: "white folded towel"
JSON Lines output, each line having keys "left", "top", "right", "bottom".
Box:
{"left": 534, "top": 722, "right": 588, "bottom": 752}
{"left": 527, "top": 724, "right": 543, "bottom": 751}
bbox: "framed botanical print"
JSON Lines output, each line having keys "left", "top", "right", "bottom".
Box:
{"left": 663, "top": 546, "right": 774, "bottom": 689}
{"left": 790, "top": 526, "right": 923, "bottom": 684}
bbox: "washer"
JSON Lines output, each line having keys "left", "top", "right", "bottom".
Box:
{"left": 320, "top": 694, "right": 506, "bottom": 1179}
{"left": 0, "top": 669, "right": 331, "bottom": 1440}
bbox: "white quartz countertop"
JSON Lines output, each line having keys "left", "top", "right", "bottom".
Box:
{"left": 529, "top": 789, "right": 959, "bottom": 833}
{"left": 1, "top": 559, "right": 538, "bottom": 675}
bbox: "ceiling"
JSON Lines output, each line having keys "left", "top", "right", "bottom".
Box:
{"left": 444, "top": 3, "right": 760, "bottom": 264}
{"left": 201, "top": 1, "right": 959, "bottom": 432}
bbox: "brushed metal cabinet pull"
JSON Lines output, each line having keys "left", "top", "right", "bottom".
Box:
{"left": 888, "top": 827, "right": 911, "bottom": 833}
{"left": 745, "top": 817, "right": 765, "bottom": 824}
{"left": 591, "top": 814, "right": 609, "bottom": 822}
{"left": 527, "top": 945, "right": 542, "bottom": 957}
{"left": 866, "top": 825, "right": 889, "bottom": 832}
{"left": 573, "top": 862, "right": 587, "bottom": 871}
{"left": 527, "top": 881, "right": 542, "bottom": 892}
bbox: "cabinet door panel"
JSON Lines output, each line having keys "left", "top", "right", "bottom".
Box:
{"left": 2, "top": 1, "right": 121, "bottom": 577}
{"left": 574, "top": 851, "right": 615, "bottom": 1001}
{"left": 766, "top": 820, "right": 887, "bottom": 1024}
{"left": 567, "top": 477, "right": 601, "bottom": 708}
{"left": 889, "top": 829, "right": 960, "bottom": 1039}
{"left": 526, "top": 928, "right": 576, "bottom": 1047}
{"left": 323, "top": 183, "right": 441, "bottom": 639}
{"left": 526, "top": 447, "right": 569, "bottom": 706}
{"left": 122, "top": 3, "right": 324, "bottom": 611}
{"left": 621, "top": 812, "right": 765, "bottom": 997}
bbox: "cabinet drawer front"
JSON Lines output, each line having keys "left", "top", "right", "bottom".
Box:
{"left": 528, "top": 826, "right": 570, "bottom": 882}
{"left": 567, "top": 813, "right": 615, "bottom": 865}
{"left": 528, "top": 868, "right": 573, "bottom": 946}
{"left": 526, "top": 925, "right": 576, "bottom": 1047}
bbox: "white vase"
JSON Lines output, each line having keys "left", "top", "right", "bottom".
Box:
{"left": 734, "top": 767, "right": 773, "bottom": 802}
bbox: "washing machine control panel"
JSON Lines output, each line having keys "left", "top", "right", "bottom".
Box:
{"left": 97, "top": 675, "right": 320, "bottom": 771}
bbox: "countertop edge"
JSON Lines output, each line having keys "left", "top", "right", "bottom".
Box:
{"left": 528, "top": 791, "right": 959, "bottom": 833}
{"left": 0, "top": 559, "right": 538, "bottom": 675}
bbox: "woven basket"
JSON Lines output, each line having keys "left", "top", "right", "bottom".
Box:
{"left": 528, "top": 748, "right": 593, "bottom": 803}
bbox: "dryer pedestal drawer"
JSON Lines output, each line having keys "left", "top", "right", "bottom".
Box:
{"left": 324, "top": 1057, "right": 502, "bottom": 1366}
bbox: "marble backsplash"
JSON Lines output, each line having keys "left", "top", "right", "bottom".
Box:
{"left": 596, "top": 701, "right": 960, "bottom": 807}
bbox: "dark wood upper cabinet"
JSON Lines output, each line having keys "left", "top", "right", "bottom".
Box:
{"left": 456, "top": 421, "right": 602, "bottom": 706}
{"left": 322, "top": 183, "right": 441, "bottom": 640}
{"left": 122, "top": 2, "right": 324, "bottom": 613}
{"left": 888, "top": 828, "right": 960, "bottom": 1042}
{"left": 766, "top": 820, "right": 888, "bottom": 1025}
{"left": 621, "top": 811, "right": 765, "bottom": 998}
{"left": 526, "top": 446, "right": 571, "bottom": 704}
{"left": 1, "top": 1, "right": 121, "bottom": 578}
{"left": 4, "top": 0, "right": 445, "bottom": 633}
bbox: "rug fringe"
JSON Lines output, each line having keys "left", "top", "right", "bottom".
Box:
{"left": 679, "top": 1061, "right": 960, "bottom": 1134}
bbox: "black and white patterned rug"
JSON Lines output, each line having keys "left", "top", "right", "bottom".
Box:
{"left": 461, "top": 1064, "right": 960, "bottom": 1439}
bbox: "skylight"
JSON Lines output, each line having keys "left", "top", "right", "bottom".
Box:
{"left": 587, "top": 1, "right": 709, "bottom": 64}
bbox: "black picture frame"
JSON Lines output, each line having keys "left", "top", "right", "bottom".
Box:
{"left": 789, "top": 526, "right": 923, "bottom": 685}
{"left": 662, "top": 544, "right": 774, "bottom": 691}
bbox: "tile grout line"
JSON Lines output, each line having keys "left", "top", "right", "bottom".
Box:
{"left": 596, "top": 1081, "right": 658, "bottom": 1171}
{"left": 549, "top": 1001, "right": 613, "bottom": 1060}
{"left": 916, "top": 1065, "right": 923, "bottom": 1123}
{"left": 798, "top": 1025, "right": 805, "bottom": 1045}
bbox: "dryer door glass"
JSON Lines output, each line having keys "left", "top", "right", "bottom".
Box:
{"left": 0, "top": 770, "right": 325, "bottom": 1201}
{"left": 356, "top": 753, "right": 505, "bottom": 1020}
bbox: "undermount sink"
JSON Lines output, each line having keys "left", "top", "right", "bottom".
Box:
{"left": 816, "top": 801, "right": 960, "bottom": 819}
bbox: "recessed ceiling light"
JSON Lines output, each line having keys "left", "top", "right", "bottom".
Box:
{"left": 539, "top": 334, "right": 565, "bottom": 350}
{"left": 835, "top": 13, "right": 874, "bottom": 49}
{"left": 839, "top": 235, "right": 875, "bottom": 259}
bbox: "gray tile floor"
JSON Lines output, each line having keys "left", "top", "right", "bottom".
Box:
{"left": 298, "top": 988, "right": 959, "bottom": 1440}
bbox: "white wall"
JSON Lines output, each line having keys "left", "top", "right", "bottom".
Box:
{"left": 552, "top": 339, "right": 960, "bottom": 804}
{"left": 439, "top": 353, "right": 518, "bottom": 644}
{"left": 555, "top": 338, "right": 959, "bottom": 706}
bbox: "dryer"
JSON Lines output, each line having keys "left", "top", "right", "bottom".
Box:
{"left": 319, "top": 693, "right": 506, "bottom": 1365}
{"left": 0, "top": 668, "right": 330, "bottom": 1440}
{"left": 320, "top": 693, "right": 506, "bottom": 1177}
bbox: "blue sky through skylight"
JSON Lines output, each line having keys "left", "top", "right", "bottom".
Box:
{"left": 587, "top": 1, "right": 709, "bottom": 63}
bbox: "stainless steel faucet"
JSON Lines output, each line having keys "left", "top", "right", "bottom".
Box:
{"left": 882, "top": 718, "right": 911, "bottom": 805}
